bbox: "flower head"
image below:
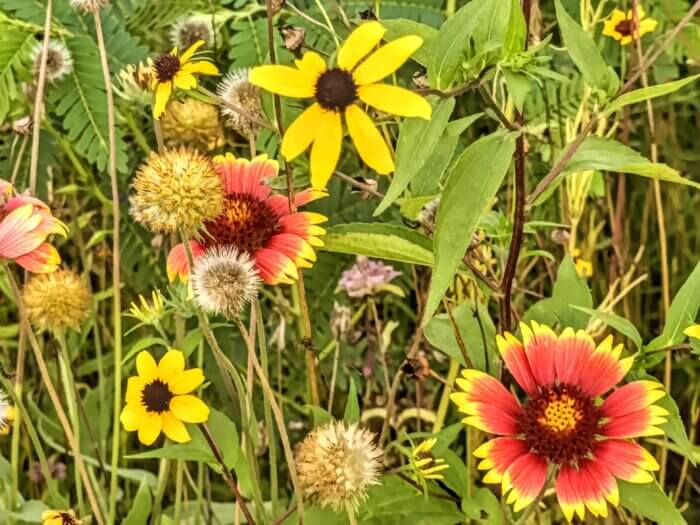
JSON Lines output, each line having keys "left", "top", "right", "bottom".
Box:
{"left": 127, "top": 289, "right": 167, "bottom": 327}
{"left": 161, "top": 98, "right": 225, "bottom": 151}
{"left": 167, "top": 153, "right": 327, "bottom": 285}
{"left": 117, "top": 60, "right": 154, "bottom": 105}
{"left": 120, "top": 349, "right": 209, "bottom": 445}
{"left": 296, "top": 421, "right": 383, "bottom": 513}
{"left": 451, "top": 322, "right": 668, "bottom": 521}
{"left": 31, "top": 40, "right": 73, "bottom": 83}
{"left": 23, "top": 270, "right": 91, "bottom": 333}
{"left": 410, "top": 438, "right": 449, "bottom": 481}
{"left": 152, "top": 40, "right": 219, "bottom": 119}
{"left": 602, "top": 6, "right": 657, "bottom": 46}
{"left": 69, "top": 0, "right": 108, "bottom": 12}
{"left": 338, "top": 256, "right": 402, "bottom": 298}
{"left": 170, "top": 15, "right": 215, "bottom": 50}
{"left": 0, "top": 389, "right": 16, "bottom": 435}
{"left": 0, "top": 179, "right": 67, "bottom": 273}
{"left": 41, "top": 510, "right": 80, "bottom": 525}
{"left": 191, "top": 246, "right": 260, "bottom": 318}
{"left": 216, "top": 69, "right": 264, "bottom": 139}
{"left": 130, "top": 147, "right": 224, "bottom": 234}
{"left": 250, "top": 21, "right": 432, "bottom": 189}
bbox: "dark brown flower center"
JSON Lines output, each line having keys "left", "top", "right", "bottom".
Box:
{"left": 519, "top": 384, "right": 600, "bottom": 465}
{"left": 315, "top": 68, "right": 357, "bottom": 111}
{"left": 59, "top": 513, "right": 78, "bottom": 525}
{"left": 615, "top": 19, "right": 637, "bottom": 37}
{"left": 203, "top": 194, "right": 280, "bottom": 253}
{"left": 142, "top": 380, "right": 173, "bottom": 413}
{"left": 154, "top": 54, "right": 182, "bottom": 82}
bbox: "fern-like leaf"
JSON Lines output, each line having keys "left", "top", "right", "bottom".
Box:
{"left": 0, "top": 30, "right": 33, "bottom": 123}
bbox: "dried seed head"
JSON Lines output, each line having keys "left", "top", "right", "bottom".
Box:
{"left": 170, "top": 15, "right": 215, "bottom": 50}
{"left": 281, "top": 26, "right": 306, "bottom": 51}
{"left": 117, "top": 60, "right": 154, "bottom": 105}
{"left": 12, "top": 116, "right": 32, "bottom": 136}
{"left": 161, "top": 98, "right": 225, "bottom": 152}
{"left": 22, "top": 270, "right": 92, "bottom": 333}
{"left": 191, "top": 246, "right": 260, "bottom": 319}
{"left": 31, "top": 40, "right": 73, "bottom": 83}
{"left": 418, "top": 197, "right": 440, "bottom": 234}
{"left": 216, "top": 70, "right": 264, "bottom": 138}
{"left": 70, "top": 0, "right": 109, "bottom": 12}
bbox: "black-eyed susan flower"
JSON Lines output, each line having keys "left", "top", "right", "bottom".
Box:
{"left": 450, "top": 322, "right": 667, "bottom": 521}
{"left": 41, "top": 509, "right": 80, "bottom": 525}
{"left": 602, "top": 6, "right": 657, "bottom": 46}
{"left": 167, "top": 153, "right": 327, "bottom": 285}
{"left": 151, "top": 40, "right": 219, "bottom": 119}
{"left": 120, "top": 349, "right": 209, "bottom": 445}
{"left": 0, "top": 389, "right": 16, "bottom": 436}
{"left": 410, "top": 438, "right": 449, "bottom": 481}
{"left": 23, "top": 269, "right": 92, "bottom": 333}
{"left": 249, "top": 21, "right": 432, "bottom": 189}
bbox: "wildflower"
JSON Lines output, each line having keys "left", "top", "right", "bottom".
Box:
{"left": 167, "top": 153, "right": 326, "bottom": 285}
{"left": 0, "top": 179, "right": 67, "bottom": 273}
{"left": 602, "top": 6, "right": 657, "bottom": 46}
{"left": 28, "top": 456, "right": 67, "bottom": 483}
{"left": 410, "top": 438, "right": 449, "bottom": 481}
{"left": 296, "top": 421, "right": 383, "bottom": 513}
{"left": 41, "top": 510, "right": 80, "bottom": 525}
{"left": 69, "top": 0, "right": 108, "bottom": 12}
{"left": 31, "top": 40, "right": 73, "bottom": 83}
{"left": 152, "top": 40, "right": 219, "bottom": 119}
{"left": 127, "top": 289, "right": 167, "bottom": 327}
{"left": 120, "top": 349, "right": 209, "bottom": 445}
{"left": 117, "top": 60, "right": 154, "bottom": 105}
{"left": 191, "top": 246, "right": 260, "bottom": 318}
{"left": 216, "top": 69, "right": 264, "bottom": 139}
{"left": 683, "top": 325, "right": 700, "bottom": 340}
{"left": 23, "top": 270, "right": 91, "bottom": 333}
{"left": 0, "top": 390, "right": 16, "bottom": 435}
{"left": 338, "top": 256, "right": 402, "bottom": 298}
{"left": 161, "top": 98, "right": 225, "bottom": 151}
{"left": 250, "top": 21, "right": 432, "bottom": 189}
{"left": 451, "top": 322, "right": 667, "bottom": 520}
{"left": 170, "top": 15, "right": 215, "bottom": 50}
{"left": 130, "top": 147, "right": 223, "bottom": 234}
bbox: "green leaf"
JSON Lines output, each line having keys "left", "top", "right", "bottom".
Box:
{"left": 503, "top": 69, "right": 532, "bottom": 112}
{"left": 322, "top": 223, "right": 434, "bottom": 266}
{"left": 375, "top": 97, "right": 455, "bottom": 214}
{"left": 658, "top": 394, "right": 696, "bottom": 466}
{"left": 0, "top": 30, "right": 34, "bottom": 123}
{"left": 619, "top": 481, "right": 686, "bottom": 525}
{"left": 503, "top": 0, "right": 526, "bottom": 56}
{"left": 424, "top": 130, "right": 518, "bottom": 322}
{"left": 122, "top": 478, "right": 152, "bottom": 525}
{"left": 571, "top": 306, "right": 643, "bottom": 351}
{"left": 382, "top": 19, "right": 438, "bottom": 67}
{"left": 605, "top": 74, "right": 700, "bottom": 115}
{"left": 305, "top": 404, "right": 333, "bottom": 426}
{"left": 343, "top": 377, "right": 360, "bottom": 424}
{"left": 550, "top": 256, "right": 592, "bottom": 329}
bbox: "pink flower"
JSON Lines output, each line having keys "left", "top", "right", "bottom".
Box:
{"left": 338, "top": 256, "right": 401, "bottom": 298}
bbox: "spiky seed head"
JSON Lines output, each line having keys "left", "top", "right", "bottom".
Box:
{"left": 161, "top": 98, "right": 225, "bottom": 152}
{"left": 22, "top": 270, "right": 91, "bottom": 333}
{"left": 31, "top": 40, "right": 73, "bottom": 83}
{"left": 191, "top": 246, "right": 260, "bottom": 319}
{"left": 130, "top": 147, "right": 224, "bottom": 234}
{"left": 116, "top": 60, "right": 154, "bottom": 105}
{"left": 70, "top": 0, "right": 109, "bottom": 12}
{"left": 170, "top": 15, "right": 215, "bottom": 50}
{"left": 216, "top": 70, "right": 264, "bottom": 139}
{"left": 296, "top": 421, "right": 383, "bottom": 513}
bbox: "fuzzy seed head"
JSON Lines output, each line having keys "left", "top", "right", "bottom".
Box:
{"left": 216, "top": 70, "right": 264, "bottom": 138}
{"left": 70, "top": 0, "right": 109, "bottom": 12}
{"left": 296, "top": 422, "right": 383, "bottom": 513}
{"left": 161, "top": 98, "right": 225, "bottom": 152}
{"left": 192, "top": 246, "right": 260, "bottom": 318}
{"left": 170, "top": 15, "right": 215, "bottom": 50}
{"left": 22, "top": 270, "right": 91, "bottom": 333}
{"left": 130, "top": 147, "right": 223, "bottom": 234}
{"left": 117, "top": 60, "right": 154, "bottom": 105}
{"left": 31, "top": 40, "right": 73, "bottom": 83}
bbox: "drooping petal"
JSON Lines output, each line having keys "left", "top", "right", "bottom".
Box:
{"left": 169, "top": 368, "right": 205, "bottom": 395}
{"left": 170, "top": 395, "right": 210, "bottom": 423}
{"left": 136, "top": 351, "right": 158, "bottom": 382}
{"left": 502, "top": 452, "right": 548, "bottom": 512}
{"left": 337, "top": 21, "right": 386, "bottom": 71}
{"left": 153, "top": 81, "right": 173, "bottom": 119}
{"left": 473, "top": 437, "right": 529, "bottom": 484}
{"left": 158, "top": 349, "right": 185, "bottom": 383}
{"left": 496, "top": 332, "right": 538, "bottom": 396}
{"left": 554, "top": 327, "right": 596, "bottom": 386}
{"left": 166, "top": 240, "right": 205, "bottom": 282}
{"left": 173, "top": 71, "right": 198, "bottom": 90}
{"left": 180, "top": 40, "right": 205, "bottom": 63}
{"left": 577, "top": 335, "right": 634, "bottom": 397}
{"left": 280, "top": 103, "right": 324, "bottom": 161}
{"left": 345, "top": 104, "right": 394, "bottom": 174}
{"left": 520, "top": 321, "right": 559, "bottom": 388}
{"left": 357, "top": 84, "right": 432, "bottom": 119}
{"left": 137, "top": 412, "right": 163, "bottom": 445}
{"left": 249, "top": 65, "right": 316, "bottom": 98}
{"left": 13, "top": 242, "right": 61, "bottom": 273}
{"left": 0, "top": 204, "right": 45, "bottom": 258}
{"left": 162, "top": 411, "right": 191, "bottom": 443}
{"left": 253, "top": 247, "right": 298, "bottom": 284}
{"left": 309, "top": 109, "right": 343, "bottom": 190}
{"left": 181, "top": 60, "right": 219, "bottom": 76}
{"left": 353, "top": 35, "right": 423, "bottom": 85}
{"left": 593, "top": 439, "right": 659, "bottom": 483}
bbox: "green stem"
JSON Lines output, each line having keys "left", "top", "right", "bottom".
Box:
{"left": 149, "top": 459, "right": 171, "bottom": 525}
{"left": 433, "top": 359, "right": 459, "bottom": 433}
{"left": 173, "top": 460, "right": 184, "bottom": 524}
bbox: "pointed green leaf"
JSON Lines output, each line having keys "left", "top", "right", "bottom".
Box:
{"left": 605, "top": 74, "right": 700, "bottom": 115}
{"left": 619, "top": 481, "right": 686, "bottom": 525}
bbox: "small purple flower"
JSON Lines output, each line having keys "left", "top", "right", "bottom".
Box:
{"left": 338, "top": 256, "right": 401, "bottom": 298}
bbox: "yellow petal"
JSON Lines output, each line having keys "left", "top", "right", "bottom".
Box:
{"left": 170, "top": 395, "right": 210, "bottom": 423}
{"left": 684, "top": 324, "right": 700, "bottom": 340}
{"left": 136, "top": 351, "right": 158, "bottom": 381}
{"left": 295, "top": 51, "right": 326, "bottom": 78}
{"left": 120, "top": 403, "right": 143, "bottom": 432}
{"left": 281, "top": 103, "right": 323, "bottom": 160}
{"left": 638, "top": 17, "right": 658, "bottom": 37}
{"left": 181, "top": 60, "right": 219, "bottom": 76}
{"left": 153, "top": 81, "right": 172, "bottom": 119}
{"left": 125, "top": 376, "right": 146, "bottom": 405}
{"left": 137, "top": 412, "right": 163, "bottom": 446}
{"left": 353, "top": 35, "right": 423, "bottom": 86}
{"left": 180, "top": 40, "right": 205, "bottom": 63}
{"left": 249, "top": 65, "right": 316, "bottom": 98}
{"left": 337, "top": 21, "right": 386, "bottom": 71}
{"left": 602, "top": 19, "right": 622, "bottom": 38}
{"left": 173, "top": 71, "right": 197, "bottom": 90}
{"left": 345, "top": 104, "right": 394, "bottom": 174}
{"left": 357, "top": 83, "right": 432, "bottom": 119}
{"left": 162, "top": 411, "right": 191, "bottom": 443}
{"left": 608, "top": 8, "right": 627, "bottom": 25}
{"left": 309, "top": 109, "right": 343, "bottom": 190}
{"left": 158, "top": 349, "right": 185, "bottom": 383}
{"left": 170, "top": 368, "right": 205, "bottom": 395}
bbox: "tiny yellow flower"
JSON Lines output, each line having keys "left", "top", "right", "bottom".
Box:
{"left": 151, "top": 40, "right": 219, "bottom": 119}
{"left": 683, "top": 324, "right": 700, "bottom": 340}
{"left": 410, "top": 438, "right": 450, "bottom": 481}
{"left": 120, "top": 349, "right": 209, "bottom": 445}
{"left": 41, "top": 509, "right": 80, "bottom": 525}
{"left": 602, "top": 6, "right": 657, "bottom": 46}
{"left": 127, "top": 289, "right": 167, "bottom": 326}
{"left": 572, "top": 248, "right": 593, "bottom": 278}
{"left": 250, "top": 21, "right": 432, "bottom": 189}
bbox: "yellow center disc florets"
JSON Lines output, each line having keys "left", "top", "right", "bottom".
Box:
{"left": 538, "top": 394, "right": 583, "bottom": 433}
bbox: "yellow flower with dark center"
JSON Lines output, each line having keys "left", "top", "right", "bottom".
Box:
{"left": 411, "top": 438, "right": 449, "bottom": 481}
{"left": 120, "top": 349, "right": 209, "bottom": 445}
{"left": 41, "top": 510, "right": 80, "bottom": 525}
{"left": 602, "top": 6, "right": 657, "bottom": 46}
{"left": 250, "top": 21, "right": 432, "bottom": 189}
{"left": 151, "top": 40, "right": 219, "bottom": 119}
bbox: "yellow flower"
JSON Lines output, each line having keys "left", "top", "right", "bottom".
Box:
{"left": 249, "top": 21, "right": 432, "bottom": 189}
{"left": 151, "top": 40, "right": 219, "bottom": 119}
{"left": 41, "top": 510, "right": 80, "bottom": 525}
{"left": 572, "top": 248, "right": 593, "bottom": 278}
{"left": 127, "top": 289, "right": 167, "bottom": 326}
{"left": 411, "top": 438, "right": 449, "bottom": 481}
{"left": 120, "top": 349, "right": 209, "bottom": 445}
{"left": 684, "top": 325, "right": 700, "bottom": 340}
{"left": 602, "top": 6, "right": 657, "bottom": 46}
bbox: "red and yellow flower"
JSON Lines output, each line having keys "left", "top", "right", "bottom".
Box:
{"left": 451, "top": 321, "right": 667, "bottom": 521}
{"left": 167, "top": 153, "right": 326, "bottom": 285}
{"left": 0, "top": 179, "right": 67, "bottom": 273}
